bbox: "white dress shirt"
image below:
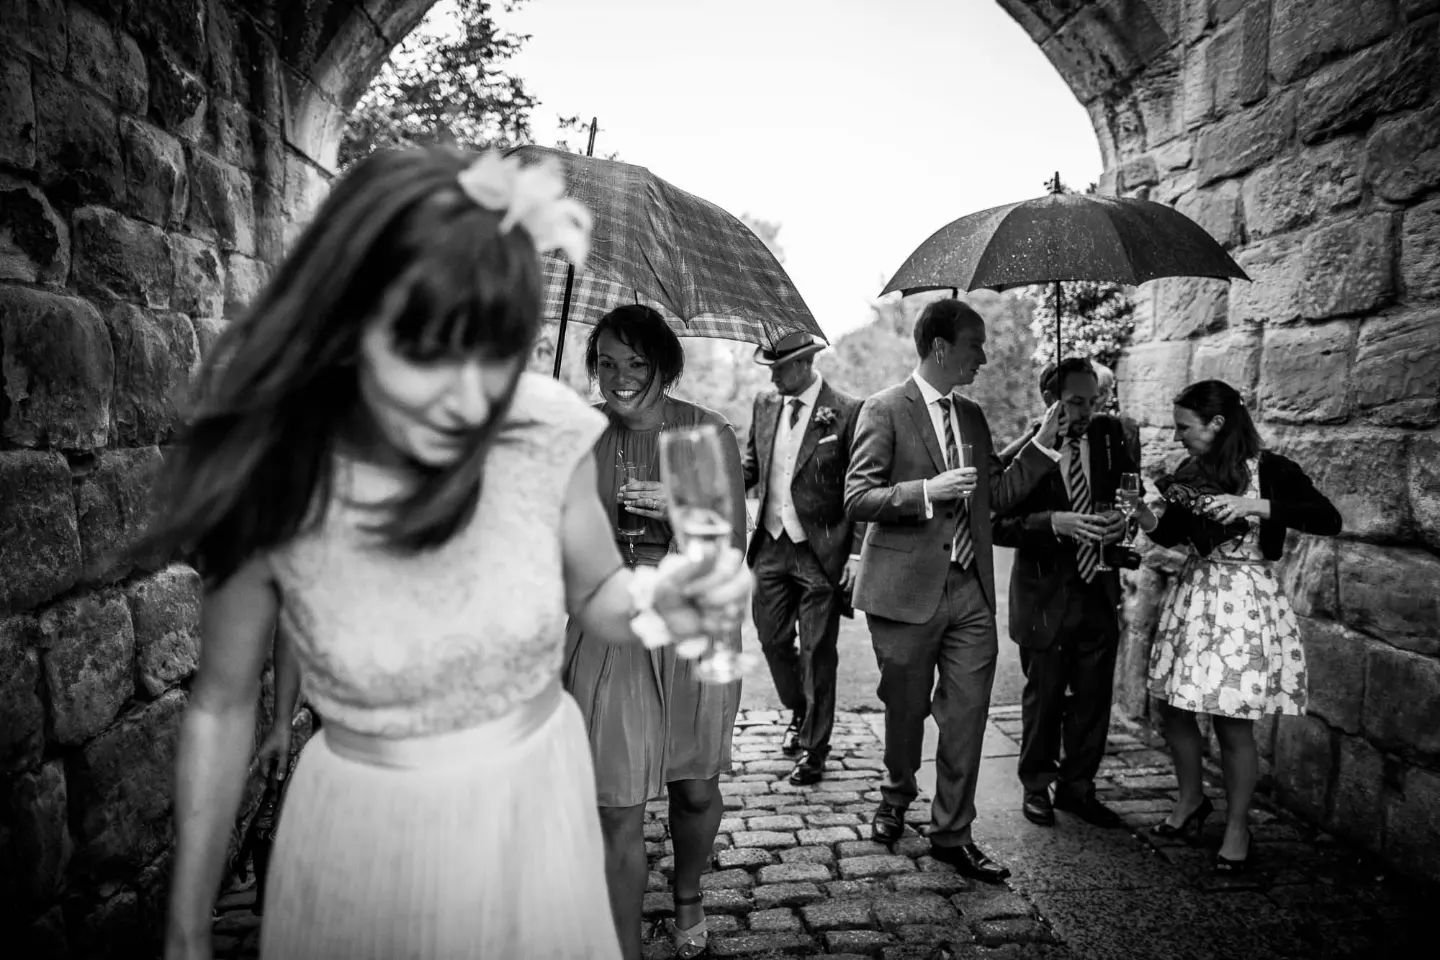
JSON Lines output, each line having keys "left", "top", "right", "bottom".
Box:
{"left": 763, "top": 374, "right": 825, "bottom": 541}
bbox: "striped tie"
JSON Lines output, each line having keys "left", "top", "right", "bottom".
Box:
{"left": 1068, "top": 436, "right": 1098, "bottom": 582}
{"left": 937, "top": 397, "right": 974, "bottom": 570}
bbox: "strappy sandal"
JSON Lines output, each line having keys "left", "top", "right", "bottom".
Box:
{"left": 663, "top": 893, "right": 707, "bottom": 958}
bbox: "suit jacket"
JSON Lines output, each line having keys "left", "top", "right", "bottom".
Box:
{"left": 743, "top": 381, "right": 866, "bottom": 585}
{"left": 993, "top": 415, "right": 1139, "bottom": 650}
{"left": 843, "top": 377, "right": 1057, "bottom": 624}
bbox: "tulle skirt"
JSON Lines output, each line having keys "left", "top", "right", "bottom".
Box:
{"left": 259, "top": 683, "right": 621, "bottom": 959}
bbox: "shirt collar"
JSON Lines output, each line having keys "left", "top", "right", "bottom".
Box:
{"left": 794, "top": 374, "right": 824, "bottom": 409}
{"left": 911, "top": 370, "right": 952, "bottom": 406}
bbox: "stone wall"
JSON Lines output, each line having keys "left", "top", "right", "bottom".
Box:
{"left": 1002, "top": 0, "right": 1440, "bottom": 880}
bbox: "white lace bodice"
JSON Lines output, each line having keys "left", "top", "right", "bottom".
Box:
{"left": 269, "top": 374, "right": 606, "bottom": 737}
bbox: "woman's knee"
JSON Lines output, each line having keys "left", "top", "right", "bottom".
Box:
{"left": 1212, "top": 716, "right": 1255, "bottom": 749}
{"left": 598, "top": 805, "right": 646, "bottom": 849}
{"left": 668, "top": 777, "right": 718, "bottom": 815}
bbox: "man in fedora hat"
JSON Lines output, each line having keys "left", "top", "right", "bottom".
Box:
{"left": 743, "top": 331, "right": 866, "bottom": 785}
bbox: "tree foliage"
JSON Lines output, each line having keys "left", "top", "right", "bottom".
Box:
{"left": 1022, "top": 280, "right": 1136, "bottom": 370}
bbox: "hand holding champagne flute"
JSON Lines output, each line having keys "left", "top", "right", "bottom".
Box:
{"left": 1117, "top": 472, "right": 1142, "bottom": 547}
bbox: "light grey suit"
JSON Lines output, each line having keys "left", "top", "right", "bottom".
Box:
{"left": 844, "top": 376, "right": 1055, "bottom": 846}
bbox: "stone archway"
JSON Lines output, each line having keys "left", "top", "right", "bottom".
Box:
{"left": 1, "top": 1, "right": 1437, "bottom": 953}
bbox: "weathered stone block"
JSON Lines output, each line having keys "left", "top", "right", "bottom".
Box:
{"left": 1272, "top": 713, "right": 1333, "bottom": 824}
{"left": 1268, "top": 0, "right": 1396, "bottom": 84}
{"left": 1328, "top": 733, "right": 1384, "bottom": 852}
{"left": 1196, "top": 91, "right": 1297, "bottom": 186}
{"left": 1257, "top": 322, "right": 1353, "bottom": 423}
{"left": 67, "top": 3, "right": 146, "bottom": 115}
{"left": 1114, "top": 340, "right": 1192, "bottom": 428}
{"left": 146, "top": 49, "right": 207, "bottom": 141}
{"left": 1401, "top": 196, "right": 1440, "bottom": 302}
{"left": 207, "top": 98, "right": 255, "bottom": 169}
{"left": 746, "top": 907, "right": 802, "bottom": 932}
{"left": 33, "top": 66, "right": 124, "bottom": 206}
{"left": 222, "top": 252, "right": 270, "bottom": 319}
{"left": 1352, "top": 307, "right": 1440, "bottom": 427}
{"left": 170, "top": 234, "right": 225, "bottom": 318}
{"left": 798, "top": 896, "right": 873, "bottom": 931}
{"left": 1297, "top": 213, "right": 1397, "bottom": 321}
{"left": 190, "top": 315, "right": 227, "bottom": 361}
{"left": 1277, "top": 536, "right": 1339, "bottom": 620}
{"left": 0, "top": 451, "right": 82, "bottom": 611}
{"left": 126, "top": 0, "right": 208, "bottom": 68}
{"left": 1365, "top": 102, "right": 1440, "bottom": 203}
{"left": 126, "top": 565, "right": 201, "bottom": 697}
{"left": 187, "top": 149, "right": 256, "bottom": 254}
{"left": 752, "top": 881, "right": 824, "bottom": 910}
{"left": 38, "top": 590, "right": 136, "bottom": 745}
{"left": 1384, "top": 763, "right": 1440, "bottom": 880}
{"left": 1209, "top": 0, "right": 1268, "bottom": 113}
{"left": 1298, "top": 21, "right": 1437, "bottom": 144}
{"left": 1338, "top": 542, "right": 1440, "bottom": 653}
{"left": 121, "top": 118, "right": 188, "bottom": 228}
{"left": 72, "top": 207, "right": 173, "bottom": 307}
{"left": 283, "top": 152, "right": 330, "bottom": 223}
{"left": 75, "top": 445, "right": 165, "bottom": 582}
{"left": 0, "top": 286, "right": 113, "bottom": 448}
{"left": 0, "top": 616, "right": 45, "bottom": 772}
{"left": 1190, "top": 327, "right": 1261, "bottom": 402}
{"left": 1153, "top": 275, "right": 1228, "bottom": 340}
{"left": 0, "top": 173, "right": 70, "bottom": 285}
{"left": 1297, "top": 617, "right": 1367, "bottom": 734}
{"left": 9, "top": 760, "right": 72, "bottom": 903}
{"left": 1241, "top": 137, "right": 1363, "bottom": 239}
{"left": 1177, "top": 180, "right": 1242, "bottom": 249}
{"left": 70, "top": 689, "right": 186, "bottom": 881}
{"left": 1410, "top": 434, "right": 1440, "bottom": 551}
{"left": 1267, "top": 427, "right": 1410, "bottom": 540}
{"left": 1228, "top": 234, "right": 1303, "bottom": 326}
{"left": 1362, "top": 643, "right": 1440, "bottom": 760}
{"left": 873, "top": 892, "right": 959, "bottom": 928}
{"left": 106, "top": 304, "right": 199, "bottom": 445}
{"left": 1181, "top": 34, "right": 1214, "bottom": 129}
{"left": 0, "top": 58, "right": 37, "bottom": 171}
{"left": 1118, "top": 155, "right": 1158, "bottom": 191}
{"left": 837, "top": 854, "right": 916, "bottom": 879}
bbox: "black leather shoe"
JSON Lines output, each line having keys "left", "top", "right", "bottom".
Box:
{"left": 787, "top": 751, "right": 825, "bottom": 786}
{"left": 929, "top": 842, "right": 1011, "bottom": 883}
{"left": 1022, "top": 789, "right": 1055, "bottom": 826}
{"left": 1054, "top": 789, "right": 1123, "bottom": 828}
{"left": 781, "top": 713, "right": 804, "bottom": 757}
{"left": 871, "top": 802, "right": 906, "bottom": 843}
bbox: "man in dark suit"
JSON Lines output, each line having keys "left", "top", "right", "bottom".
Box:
{"left": 844, "top": 299, "right": 1061, "bottom": 883}
{"left": 744, "top": 332, "right": 865, "bottom": 786}
{"left": 994, "top": 357, "right": 1135, "bottom": 828}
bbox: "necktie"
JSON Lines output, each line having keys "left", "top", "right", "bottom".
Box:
{"left": 1068, "top": 436, "right": 1099, "bottom": 582}
{"left": 788, "top": 397, "right": 804, "bottom": 430}
{"left": 937, "top": 397, "right": 974, "bottom": 570}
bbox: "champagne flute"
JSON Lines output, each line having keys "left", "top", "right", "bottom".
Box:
{"left": 1092, "top": 500, "right": 1116, "bottom": 571}
{"left": 1117, "top": 472, "right": 1142, "bottom": 547}
{"left": 957, "top": 442, "right": 975, "bottom": 500}
{"left": 657, "top": 423, "right": 755, "bottom": 684}
{"left": 615, "top": 458, "right": 647, "bottom": 566}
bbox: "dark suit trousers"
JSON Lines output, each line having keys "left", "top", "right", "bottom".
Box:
{"left": 1017, "top": 577, "right": 1120, "bottom": 799}
{"left": 753, "top": 531, "right": 843, "bottom": 755}
{"left": 867, "top": 564, "right": 996, "bottom": 848}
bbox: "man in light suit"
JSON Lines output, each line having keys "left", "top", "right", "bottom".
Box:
{"left": 744, "top": 332, "right": 865, "bottom": 785}
{"left": 844, "top": 299, "right": 1061, "bottom": 883}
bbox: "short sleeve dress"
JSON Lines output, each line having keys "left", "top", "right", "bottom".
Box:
{"left": 258, "top": 374, "right": 621, "bottom": 960}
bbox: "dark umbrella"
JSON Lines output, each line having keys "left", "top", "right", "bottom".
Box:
{"left": 881, "top": 174, "right": 1249, "bottom": 361}
{"left": 508, "top": 144, "right": 826, "bottom": 377}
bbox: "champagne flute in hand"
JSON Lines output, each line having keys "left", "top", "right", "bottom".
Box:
{"left": 615, "top": 458, "right": 647, "bottom": 566}
{"left": 658, "top": 423, "right": 755, "bottom": 683}
{"left": 1117, "top": 472, "right": 1142, "bottom": 547}
{"left": 957, "top": 442, "right": 975, "bottom": 499}
{"left": 1092, "top": 500, "right": 1116, "bottom": 572}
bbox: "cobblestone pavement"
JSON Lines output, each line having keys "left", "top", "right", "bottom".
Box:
{"left": 213, "top": 703, "right": 1427, "bottom": 959}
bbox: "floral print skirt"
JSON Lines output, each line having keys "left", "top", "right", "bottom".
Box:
{"left": 1148, "top": 554, "right": 1307, "bottom": 719}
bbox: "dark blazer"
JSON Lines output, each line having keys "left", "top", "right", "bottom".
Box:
{"left": 993, "top": 415, "right": 1139, "bottom": 650}
{"left": 843, "top": 377, "right": 1056, "bottom": 623}
{"left": 1148, "top": 451, "right": 1341, "bottom": 560}
{"left": 743, "top": 380, "right": 865, "bottom": 584}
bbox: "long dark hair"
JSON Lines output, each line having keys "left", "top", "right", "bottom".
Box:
{"left": 142, "top": 146, "right": 544, "bottom": 585}
{"left": 1174, "top": 379, "right": 1262, "bottom": 494}
{"left": 584, "top": 304, "right": 685, "bottom": 394}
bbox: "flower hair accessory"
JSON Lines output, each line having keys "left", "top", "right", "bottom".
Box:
{"left": 457, "top": 150, "right": 592, "bottom": 268}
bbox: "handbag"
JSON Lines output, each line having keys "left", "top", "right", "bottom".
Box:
{"left": 1154, "top": 464, "right": 1249, "bottom": 556}
{"left": 236, "top": 707, "right": 315, "bottom": 914}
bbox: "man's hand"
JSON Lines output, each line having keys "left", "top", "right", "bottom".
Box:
{"left": 1099, "top": 511, "right": 1128, "bottom": 544}
{"left": 839, "top": 556, "right": 859, "bottom": 593}
{"left": 1052, "top": 511, "right": 1109, "bottom": 543}
{"left": 1034, "top": 402, "right": 1064, "bottom": 449}
{"left": 928, "top": 468, "right": 978, "bottom": 501}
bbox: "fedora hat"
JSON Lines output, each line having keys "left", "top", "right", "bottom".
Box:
{"left": 755, "top": 331, "right": 826, "bottom": 366}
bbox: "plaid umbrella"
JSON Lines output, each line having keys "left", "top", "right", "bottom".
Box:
{"left": 509, "top": 145, "right": 825, "bottom": 375}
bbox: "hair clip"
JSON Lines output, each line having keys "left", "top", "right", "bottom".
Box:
{"left": 456, "top": 151, "right": 592, "bottom": 268}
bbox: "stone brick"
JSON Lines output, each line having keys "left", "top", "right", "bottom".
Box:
{"left": 730, "top": 830, "right": 796, "bottom": 849}
{"left": 1297, "top": 213, "right": 1397, "bottom": 321}
{"left": 1277, "top": 536, "right": 1339, "bottom": 620}
{"left": 0, "top": 451, "right": 82, "bottom": 611}
{"left": 1352, "top": 307, "right": 1440, "bottom": 427}
{"left": 1362, "top": 643, "right": 1440, "bottom": 761}
{"left": 1327, "top": 733, "right": 1385, "bottom": 852}
{"left": 1181, "top": 34, "right": 1214, "bottom": 129}
{"left": 1196, "top": 91, "right": 1297, "bottom": 186}
{"left": 889, "top": 872, "right": 972, "bottom": 896}
{"left": 0, "top": 173, "right": 70, "bottom": 284}
{"left": 758, "top": 861, "right": 831, "bottom": 884}
{"left": 1209, "top": 0, "right": 1268, "bottom": 113}
{"left": 126, "top": 565, "right": 201, "bottom": 697}
{"left": 747, "top": 907, "right": 802, "bottom": 931}
{"left": 706, "top": 933, "right": 814, "bottom": 957}
{"left": 67, "top": 3, "right": 145, "bottom": 114}
{"left": 1298, "top": 21, "right": 1437, "bottom": 144}
{"left": 807, "top": 811, "right": 864, "bottom": 826}
{"left": 1190, "top": 327, "right": 1261, "bottom": 402}
{"left": 121, "top": 118, "right": 188, "bottom": 228}
{"left": 1365, "top": 102, "right": 1440, "bottom": 203}
{"left": 716, "top": 847, "right": 772, "bottom": 869}
{"left": 1402, "top": 196, "right": 1440, "bottom": 302}
{"left": 73, "top": 207, "right": 174, "bottom": 306}
{"left": 38, "top": 589, "right": 136, "bottom": 745}
{"left": 795, "top": 825, "right": 859, "bottom": 845}
{"left": 70, "top": 689, "right": 186, "bottom": 881}
{"left": 147, "top": 48, "right": 207, "bottom": 141}
{"left": 779, "top": 844, "right": 836, "bottom": 864}
{"left": 126, "top": 0, "right": 208, "bottom": 68}
{"left": 106, "top": 304, "right": 200, "bottom": 445}
{"left": 75, "top": 445, "right": 165, "bottom": 582}
{"left": 972, "top": 917, "right": 1054, "bottom": 946}
{"left": 207, "top": 98, "right": 255, "bottom": 170}
{"left": 0, "top": 58, "right": 37, "bottom": 171}
{"left": 799, "top": 897, "right": 874, "bottom": 930}
{"left": 696, "top": 888, "right": 751, "bottom": 915}
{"left": 952, "top": 887, "right": 1035, "bottom": 920}
{"left": 1177, "top": 179, "right": 1242, "bottom": 250}
{"left": 1337, "top": 541, "right": 1440, "bottom": 652}
{"left": 824, "top": 930, "right": 897, "bottom": 954}
{"left": 701, "top": 869, "right": 755, "bottom": 891}
{"left": 1384, "top": 763, "right": 1440, "bottom": 880}
{"left": 837, "top": 854, "right": 916, "bottom": 879}
{"left": 221, "top": 252, "right": 271, "bottom": 319}
{"left": 1272, "top": 713, "right": 1334, "bottom": 824}
{"left": 872, "top": 892, "right": 959, "bottom": 928}
{"left": 0, "top": 286, "right": 113, "bottom": 448}
{"left": 1258, "top": 322, "right": 1353, "bottom": 423}
{"left": 1267, "top": 427, "right": 1410, "bottom": 540}
{"left": 9, "top": 760, "right": 72, "bottom": 903}
{"left": 191, "top": 315, "right": 228, "bottom": 361}
{"left": 1268, "top": 0, "right": 1396, "bottom": 84}
{"left": 1410, "top": 434, "right": 1440, "bottom": 551}
{"left": 1228, "top": 234, "right": 1304, "bottom": 326}
{"left": 1153, "top": 275, "right": 1228, "bottom": 340}
{"left": 33, "top": 66, "right": 124, "bottom": 206}
{"left": 1114, "top": 340, "right": 1191, "bottom": 428}
{"left": 746, "top": 814, "right": 804, "bottom": 831}
{"left": 188, "top": 150, "right": 255, "bottom": 254}
{"left": 0, "top": 616, "right": 45, "bottom": 772}
{"left": 837, "top": 839, "right": 890, "bottom": 858}
{"left": 1241, "top": 137, "right": 1364, "bottom": 239}
{"left": 751, "top": 881, "right": 824, "bottom": 910}
{"left": 1297, "top": 617, "right": 1368, "bottom": 734}
{"left": 169, "top": 234, "right": 225, "bottom": 318}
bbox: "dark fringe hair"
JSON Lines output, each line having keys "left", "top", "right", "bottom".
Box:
{"left": 912, "top": 298, "right": 983, "bottom": 359}
{"left": 138, "top": 146, "right": 544, "bottom": 586}
{"left": 584, "top": 304, "right": 684, "bottom": 393}
{"left": 1174, "top": 379, "right": 1262, "bottom": 494}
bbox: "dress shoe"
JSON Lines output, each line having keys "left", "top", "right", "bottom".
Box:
{"left": 787, "top": 751, "right": 825, "bottom": 786}
{"left": 1054, "top": 789, "right": 1123, "bottom": 828}
{"left": 871, "top": 802, "right": 906, "bottom": 843}
{"left": 1151, "top": 796, "right": 1214, "bottom": 842}
{"left": 781, "top": 713, "right": 804, "bottom": 757}
{"left": 1214, "top": 829, "right": 1254, "bottom": 874}
{"left": 1022, "top": 789, "right": 1055, "bottom": 826}
{"left": 929, "top": 842, "right": 1011, "bottom": 883}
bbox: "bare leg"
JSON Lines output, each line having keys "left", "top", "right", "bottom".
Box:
{"left": 598, "top": 804, "right": 647, "bottom": 960}
{"left": 1212, "top": 716, "right": 1257, "bottom": 860}
{"left": 1160, "top": 703, "right": 1207, "bottom": 826}
{"left": 667, "top": 776, "right": 722, "bottom": 929}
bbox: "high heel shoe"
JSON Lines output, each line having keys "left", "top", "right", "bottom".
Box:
{"left": 1150, "top": 796, "right": 1214, "bottom": 841}
{"left": 1214, "top": 829, "right": 1253, "bottom": 873}
{"left": 664, "top": 893, "right": 707, "bottom": 959}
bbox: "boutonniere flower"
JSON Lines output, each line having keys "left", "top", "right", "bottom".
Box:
{"left": 813, "top": 406, "right": 839, "bottom": 427}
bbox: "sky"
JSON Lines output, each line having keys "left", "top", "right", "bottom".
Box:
{"left": 492, "top": 0, "right": 1102, "bottom": 342}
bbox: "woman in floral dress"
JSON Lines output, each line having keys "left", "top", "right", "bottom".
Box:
{"left": 1130, "top": 380, "right": 1340, "bottom": 871}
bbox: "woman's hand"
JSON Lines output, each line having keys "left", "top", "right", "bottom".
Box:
{"left": 255, "top": 722, "right": 292, "bottom": 782}
{"left": 620, "top": 480, "right": 668, "bottom": 520}
{"left": 1205, "top": 494, "right": 1266, "bottom": 524}
{"left": 650, "top": 546, "right": 752, "bottom": 639}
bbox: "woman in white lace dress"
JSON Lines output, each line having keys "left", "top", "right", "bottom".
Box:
{"left": 149, "top": 147, "right": 750, "bottom": 960}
